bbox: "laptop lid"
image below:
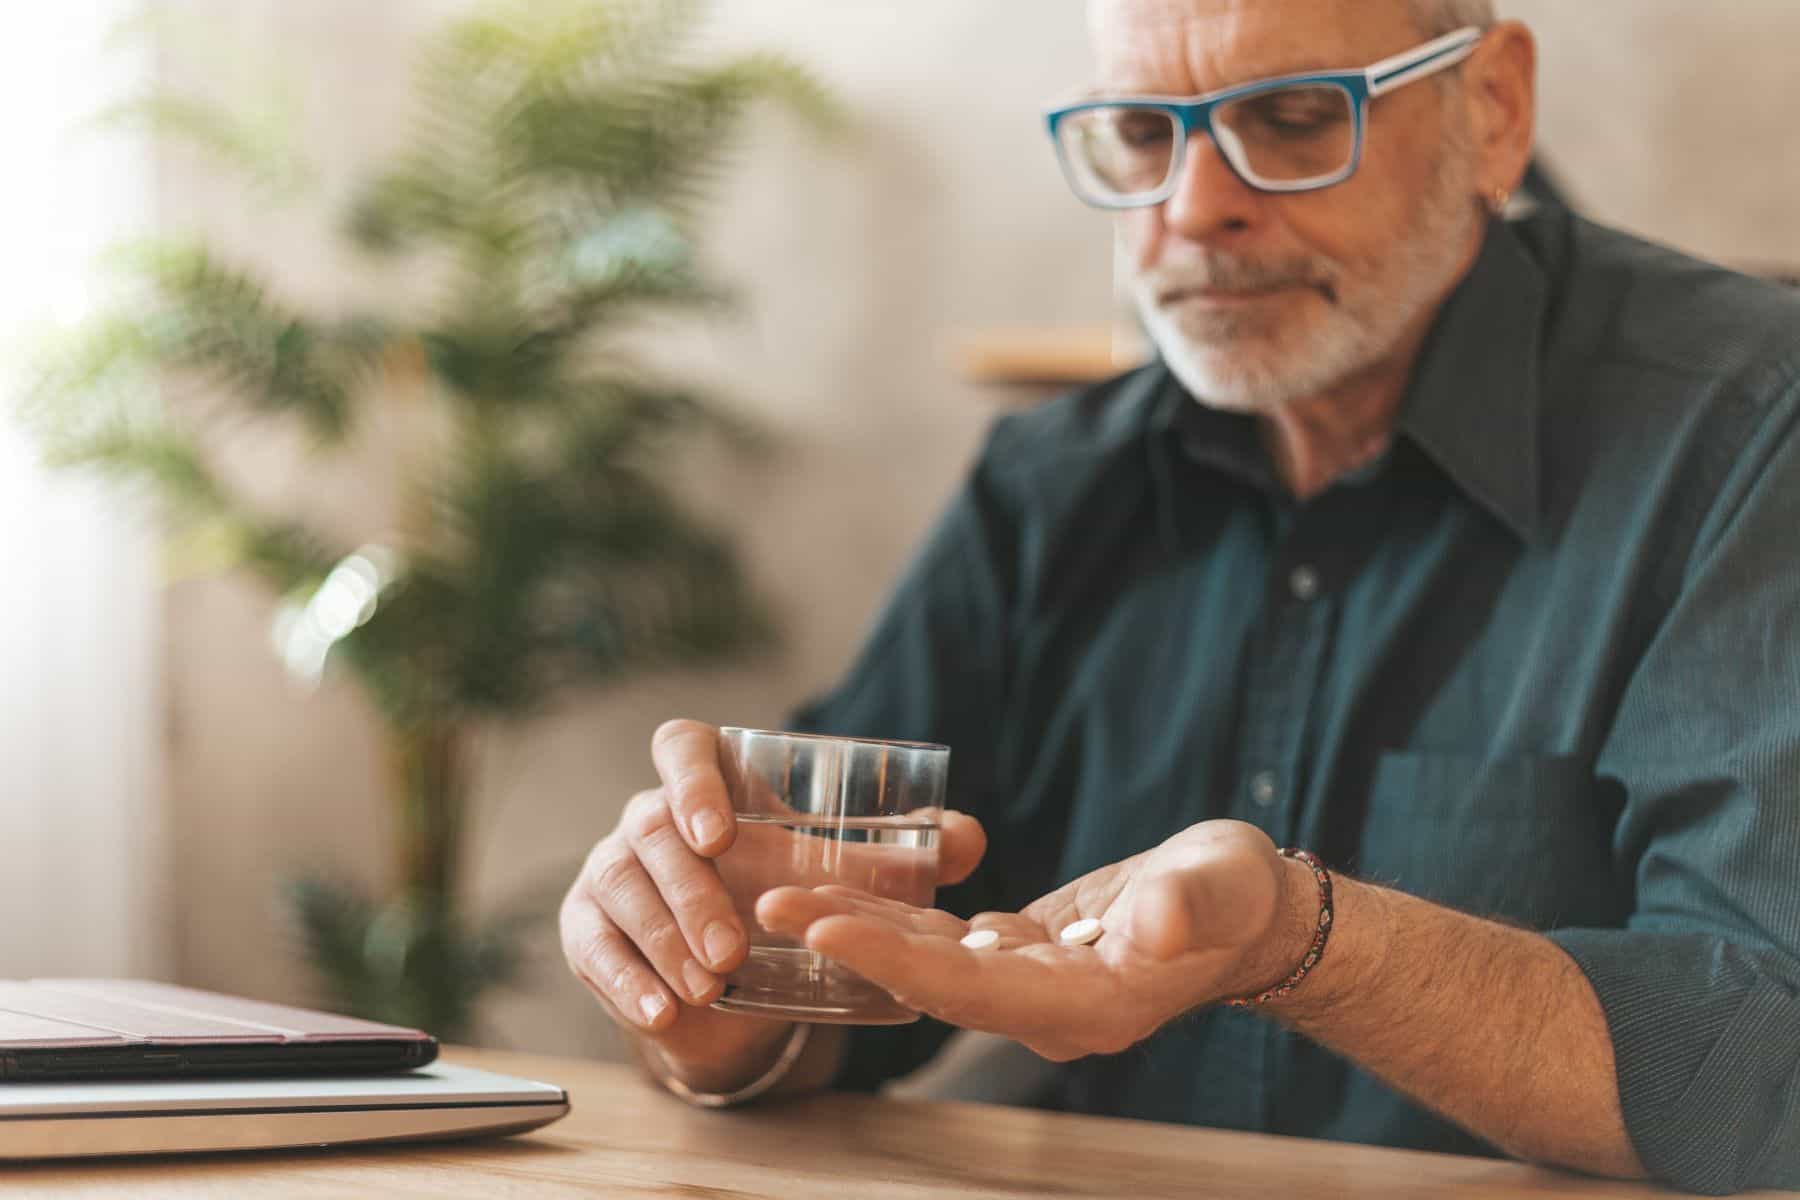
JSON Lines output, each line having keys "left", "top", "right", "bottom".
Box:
{"left": 0, "top": 980, "right": 437, "bottom": 1080}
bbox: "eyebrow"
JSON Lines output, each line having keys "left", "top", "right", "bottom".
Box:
{"left": 1078, "top": 52, "right": 1362, "bottom": 102}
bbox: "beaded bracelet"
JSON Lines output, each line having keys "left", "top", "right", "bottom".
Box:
{"left": 1226, "top": 848, "right": 1334, "bottom": 1009}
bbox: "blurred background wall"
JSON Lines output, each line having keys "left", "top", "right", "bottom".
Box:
{"left": 137, "top": 0, "right": 1800, "bottom": 1062}
{"left": 0, "top": 2, "right": 165, "bottom": 980}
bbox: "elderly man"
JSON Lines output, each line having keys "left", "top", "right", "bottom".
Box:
{"left": 560, "top": 0, "right": 1800, "bottom": 1193}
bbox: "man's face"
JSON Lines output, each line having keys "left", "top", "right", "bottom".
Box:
{"left": 1090, "top": 0, "right": 1486, "bottom": 411}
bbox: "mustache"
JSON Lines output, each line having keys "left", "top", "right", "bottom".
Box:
{"left": 1140, "top": 255, "right": 1340, "bottom": 305}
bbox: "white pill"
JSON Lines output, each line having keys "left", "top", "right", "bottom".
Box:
{"left": 1058, "top": 918, "right": 1104, "bottom": 947}
{"left": 960, "top": 929, "right": 1001, "bottom": 951}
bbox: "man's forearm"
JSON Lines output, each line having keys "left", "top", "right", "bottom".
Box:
{"left": 1263, "top": 859, "right": 1649, "bottom": 1179}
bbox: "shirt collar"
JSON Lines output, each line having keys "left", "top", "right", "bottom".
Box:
{"left": 1151, "top": 216, "right": 1549, "bottom": 543}
{"left": 1397, "top": 216, "right": 1548, "bottom": 544}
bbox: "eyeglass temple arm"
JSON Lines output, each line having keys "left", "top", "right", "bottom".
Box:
{"left": 1367, "top": 26, "right": 1484, "bottom": 97}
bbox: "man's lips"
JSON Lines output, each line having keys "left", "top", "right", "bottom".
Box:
{"left": 1157, "top": 282, "right": 1311, "bottom": 307}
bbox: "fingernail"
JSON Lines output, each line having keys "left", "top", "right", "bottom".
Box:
{"left": 682, "top": 960, "right": 717, "bottom": 1002}
{"left": 691, "top": 810, "right": 728, "bottom": 849}
{"left": 639, "top": 992, "right": 671, "bottom": 1026}
{"left": 703, "top": 921, "right": 742, "bottom": 969}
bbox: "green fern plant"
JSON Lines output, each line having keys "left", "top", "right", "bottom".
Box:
{"left": 23, "top": 0, "right": 841, "bottom": 1039}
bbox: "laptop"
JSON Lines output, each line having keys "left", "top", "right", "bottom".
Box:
{"left": 0, "top": 979, "right": 569, "bottom": 1159}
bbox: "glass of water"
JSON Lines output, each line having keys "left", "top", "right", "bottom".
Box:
{"left": 712, "top": 728, "right": 948, "bottom": 1025}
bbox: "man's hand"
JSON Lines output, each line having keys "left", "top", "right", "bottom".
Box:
{"left": 765, "top": 817, "right": 1650, "bottom": 1181}
{"left": 560, "top": 719, "right": 988, "bottom": 1093}
{"left": 757, "top": 820, "right": 1314, "bottom": 1061}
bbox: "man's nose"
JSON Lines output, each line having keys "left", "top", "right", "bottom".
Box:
{"left": 1162, "top": 131, "right": 1263, "bottom": 241}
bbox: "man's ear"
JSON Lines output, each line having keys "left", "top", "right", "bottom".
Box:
{"left": 1465, "top": 21, "right": 1538, "bottom": 198}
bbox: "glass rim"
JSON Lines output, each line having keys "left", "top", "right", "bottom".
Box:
{"left": 719, "top": 727, "right": 950, "bottom": 754}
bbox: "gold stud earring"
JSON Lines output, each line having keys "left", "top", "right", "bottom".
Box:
{"left": 1488, "top": 187, "right": 1512, "bottom": 216}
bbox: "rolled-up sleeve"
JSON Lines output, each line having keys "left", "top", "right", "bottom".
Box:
{"left": 1548, "top": 384, "right": 1800, "bottom": 1195}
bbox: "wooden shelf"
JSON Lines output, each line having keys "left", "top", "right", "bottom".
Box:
{"left": 952, "top": 263, "right": 1793, "bottom": 393}
{"left": 953, "top": 325, "right": 1151, "bottom": 388}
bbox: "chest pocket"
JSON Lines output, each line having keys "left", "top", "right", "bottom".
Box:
{"left": 1355, "top": 751, "right": 1629, "bottom": 930}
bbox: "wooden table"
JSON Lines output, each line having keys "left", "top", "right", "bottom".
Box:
{"left": 8, "top": 1047, "right": 1791, "bottom": 1198}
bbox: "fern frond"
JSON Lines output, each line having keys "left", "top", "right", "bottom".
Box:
{"left": 44, "top": 423, "right": 340, "bottom": 592}
{"left": 440, "top": 0, "right": 705, "bottom": 95}
{"left": 682, "top": 52, "right": 849, "bottom": 138}
{"left": 502, "top": 52, "right": 840, "bottom": 212}
{"left": 93, "top": 91, "right": 312, "bottom": 199}
{"left": 107, "top": 242, "right": 388, "bottom": 440}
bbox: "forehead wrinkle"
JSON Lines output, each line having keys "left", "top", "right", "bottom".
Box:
{"left": 1088, "top": 0, "right": 1420, "bottom": 95}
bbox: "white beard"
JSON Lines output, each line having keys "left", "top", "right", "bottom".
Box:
{"left": 1131, "top": 134, "right": 1483, "bottom": 413}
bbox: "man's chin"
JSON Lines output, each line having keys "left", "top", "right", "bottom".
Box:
{"left": 1139, "top": 297, "right": 1347, "bottom": 410}
{"left": 1161, "top": 353, "right": 1291, "bottom": 413}
{"left": 1153, "top": 328, "right": 1350, "bottom": 412}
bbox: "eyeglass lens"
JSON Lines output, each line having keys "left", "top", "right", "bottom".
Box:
{"left": 1058, "top": 83, "right": 1357, "bottom": 202}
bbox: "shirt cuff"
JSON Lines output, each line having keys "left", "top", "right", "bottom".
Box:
{"left": 833, "top": 1019, "right": 958, "bottom": 1094}
{"left": 1547, "top": 927, "right": 1800, "bottom": 1195}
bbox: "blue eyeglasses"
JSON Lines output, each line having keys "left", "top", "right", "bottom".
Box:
{"left": 1046, "top": 26, "right": 1483, "bottom": 208}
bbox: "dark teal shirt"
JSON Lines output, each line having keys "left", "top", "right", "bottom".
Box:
{"left": 796, "top": 210, "right": 1800, "bottom": 1196}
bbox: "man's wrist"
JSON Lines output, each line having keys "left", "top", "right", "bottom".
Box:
{"left": 1219, "top": 851, "right": 1327, "bottom": 1005}
{"left": 637, "top": 1020, "right": 799, "bottom": 1097}
{"left": 1263, "top": 871, "right": 1394, "bottom": 1022}
{"left": 649, "top": 1024, "right": 812, "bottom": 1109}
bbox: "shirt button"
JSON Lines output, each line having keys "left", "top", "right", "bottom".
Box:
{"left": 1250, "top": 771, "right": 1279, "bottom": 807}
{"left": 1289, "top": 565, "right": 1320, "bottom": 602}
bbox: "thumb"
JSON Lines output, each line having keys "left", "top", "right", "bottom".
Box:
{"left": 1127, "top": 869, "right": 1206, "bottom": 961}
{"left": 1126, "top": 828, "right": 1280, "bottom": 962}
{"left": 935, "top": 810, "right": 988, "bottom": 886}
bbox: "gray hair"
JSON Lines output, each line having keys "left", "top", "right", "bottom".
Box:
{"left": 1410, "top": 0, "right": 1498, "bottom": 36}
